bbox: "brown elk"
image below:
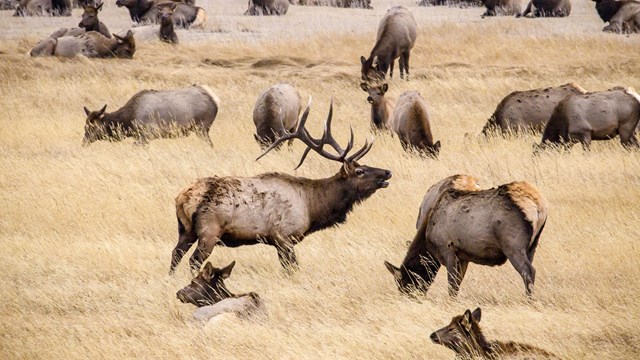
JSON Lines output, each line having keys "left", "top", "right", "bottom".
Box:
{"left": 79, "top": 2, "right": 111, "bottom": 38}
{"left": 30, "top": 30, "right": 135, "bottom": 58}
{"left": 482, "top": 0, "right": 523, "bottom": 16}
{"left": 360, "top": 82, "right": 394, "bottom": 130}
{"left": 170, "top": 98, "right": 392, "bottom": 273}
{"left": 116, "top": 0, "right": 206, "bottom": 28}
{"left": 253, "top": 83, "right": 302, "bottom": 147}
{"left": 384, "top": 175, "right": 547, "bottom": 297}
{"left": 360, "top": 6, "right": 417, "bottom": 81}
{"left": 392, "top": 91, "right": 440, "bottom": 157}
{"left": 176, "top": 261, "right": 266, "bottom": 322}
{"left": 431, "top": 308, "right": 555, "bottom": 359}
{"left": 520, "top": 0, "right": 571, "bottom": 17}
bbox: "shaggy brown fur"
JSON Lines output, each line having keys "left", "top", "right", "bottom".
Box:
{"left": 431, "top": 308, "right": 555, "bottom": 359}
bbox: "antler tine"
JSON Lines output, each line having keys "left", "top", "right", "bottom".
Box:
{"left": 347, "top": 136, "right": 375, "bottom": 163}
{"left": 256, "top": 97, "right": 314, "bottom": 162}
{"left": 319, "top": 98, "right": 349, "bottom": 158}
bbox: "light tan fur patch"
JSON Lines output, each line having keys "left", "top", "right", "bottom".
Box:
{"left": 175, "top": 179, "right": 209, "bottom": 232}
{"left": 452, "top": 175, "right": 481, "bottom": 192}
{"left": 567, "top": 82, "right": 587, "bottom": 94}
{"left": 624, "top": 87, "right": 640, "bottom": 106}
{"left": 200, "top": 85, "right": 221, "bottom": 108}
{"left": 505, "top": 182, "right": 548, "bottom": 236}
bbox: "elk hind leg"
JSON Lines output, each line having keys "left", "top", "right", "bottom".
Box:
{"left": 504, "top": 247, "right": 536, "bottom": 297}
{"left": 189, "top": 222, "right": 223, "bottom": 272}
{"left": 169, "top": 219, "right": 197, "bottom": 274}
{"left": 274, "top": 237, "right": 298, "bottom": 271}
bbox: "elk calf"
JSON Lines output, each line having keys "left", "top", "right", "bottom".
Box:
{"left": 79, "top": 2, "right": 111, "bottom": 38}
{"left": 360, "top": 82, "right": 394, "bottom": 130}
{"left": 392, "top": 91, "right": 440, "bottom": 157}
{"left": 253, "top": 83, "right": 302, "bottom": 147}
{"left": 176, "top": 261, "right": 266, "bottom": 322}
{"left": 431, "top": 308, "right": 554, "bottom": 359}
{"left": 158, "top": 2, "right": 178, "bottom": 44}
{"left": 385, "top": 175, "right": 547, "bottom": 297}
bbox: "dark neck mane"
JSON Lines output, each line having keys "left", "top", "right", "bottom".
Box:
{"left": 401, "top": 221, "right": 441, "bottom": 289}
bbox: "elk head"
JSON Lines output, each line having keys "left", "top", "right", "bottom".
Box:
{"left": 83, "top": 104, "right": 110, "bottom": 144}
{"left": 156, "top": 2, "right": 176, "bottom": 25}
{"left": 112, "top": 30, "right": 135, "bottom": 59}
{"left": 176, "top": 261, "right": 236, "bottom": 307}
{"left": 430, "top": 308, "right": 484, "bottom": 355}
{"left": 256, "top": 97, "right": 392, "bottom": 198}
{"left": 79, "top": 2, "right": 103, "bottom": 30}
{"left": 360, "top": 55, "right": 384, "bottom": 83}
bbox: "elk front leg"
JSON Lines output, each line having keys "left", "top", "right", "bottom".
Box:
{"left": 444, "top": 247, "right": 467, "bottom": 297}
{"left": 189, "top": 224, "right": 222, "bottom": 272}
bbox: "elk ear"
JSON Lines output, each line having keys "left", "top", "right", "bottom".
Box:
{"left": 126, "top": 30, "right": 134, "bottom": 40}
{"left": 384, "top": 261, "right": 402, "bottom": 280}
{"left": 97, "top": 2, "right": 103, "bottom": 11}
{"left": 201, "top": 262, "right": 215, "bottom": 280}
{"left": 471, "top": 307, "right": 482, "bottom": 323}
{"left": 99, "top": 104, "right": 107, "bottom": 115}
{"left": 360, "top": 83, "right": 369, "bottom": 92}
{"left": 219, "top": 260, "right": 236, "bottom": 279}
{"left": 168, "top": 2, "right": 177, "bottom": 10}
{"left": 360, "top": 56, "right": 366, "bottom": 65}
{"left": 84, "top": 106, "right": 91, "bottom": 116}
{"left": 433, "top": 140, "right": 441, "bottom": 152}
{"left": 113, "top": 33, "right": 123, "bottom": 42}
{"left": 381, "top": 83, "right": 388, "bottom": 93}
{"left": 460, "top": 310, "right": 473, "bottom": 331}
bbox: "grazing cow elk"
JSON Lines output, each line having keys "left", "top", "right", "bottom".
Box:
{"left": 360, "top": 82, "right": 395, "bottom": 131}
{"left": 535, "top": 87, "right": 640, "bottom": 151}
{"left": 82, "top": 85, "right": 220, "bottom": 145}
{"left": 482, "top": 83, "right": 587, "bottom": 136}
{"left": 169, "top": 98, "right": 392, "bottom": 273}
{"left": 520, "top": 0, "right": 571, "bottom": 17}
{"left": 602, "top": 1, "right": 640, "bottom": 33}
{"left": 482, "top": 0, "right": 523, "bottom": 16}
{"left": 14, "top": 0, "right": 70, "bottom": 15}
{"left": 29, "top": 30, "right": 135, "bottom": 58}
{"left": 431, "top": 308, "right": 555, "bottom": 359}
{"left": 116, "top": 0, "right": 207, "bottom": 28}
{"left": 253, "top": 83, "right": 302, "bottom": 147}
{"left": 385, "top": 174, "right": 547, "bottom": 297}
{"left": 176, "top": 261, "right": 266, "bottom": 322}
{"left": 245, "top": 0, "right": 289, "bottom": 15}
{"left": 360, "top": 6, "right": 417, "bottom": 82}
{"left": 392, "top": 91, "right": 441, "bottom": 157}
{"left": 79, "top": 2, "right": 111, "bottom": 38}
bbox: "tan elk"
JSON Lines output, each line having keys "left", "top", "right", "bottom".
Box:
{"left": 431, "top": 308, "right": 555, "bottom": 359}
{"left": 79, "top": 2, "right": 111, "bottom": 38}
{"left": 176, "top": 261, "right": 266, "bottom": 322}
{"left": 384, "top": 175, "right": 547, "bottom": 297}
{"left": 170, "top": 98, "right": 392, "bottom": 273}
{"left": 360, "top": 82, "right": 394, "bottom": 130}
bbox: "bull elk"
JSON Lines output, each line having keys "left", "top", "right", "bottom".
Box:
{"left": 170, "top": 98, "right": 392, "bottom": 273}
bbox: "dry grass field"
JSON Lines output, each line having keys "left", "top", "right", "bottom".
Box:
{"left": 1, "top": 0, "right": 640, "bottom": 359}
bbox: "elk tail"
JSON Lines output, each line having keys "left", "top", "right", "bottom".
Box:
{"left": 191, "top": 7, "right": 208, "bottom": 29}
{"left": 528, "top": 218, "right": 545, "bottom": 261}
{"left": 624, "top": 87, "right": 640, "bottom": 106}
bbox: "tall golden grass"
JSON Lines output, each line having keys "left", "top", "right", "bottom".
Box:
{"left": 1, "top": 0, "right": 639, "bottom": 359}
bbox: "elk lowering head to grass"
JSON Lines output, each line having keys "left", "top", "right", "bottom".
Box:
{"left": 82, "top": 85, "right": 219, "bottom": 145}
{"left": 385, "top": 175, "right": 547, "bottom": 297}
{"left": 431, "top": 308, "right": 555, "bottom": 359}
{"left": 170, "top": 98, "right": 392, "bottom": 274}
{"left": 176, "top": 261, "right": 266, "bottom": 322}
{"left": 253, "top": 83, "right": 302, "bottom": 148}
{"left": 79, "top": 2, "right": 111, "bottom": 38}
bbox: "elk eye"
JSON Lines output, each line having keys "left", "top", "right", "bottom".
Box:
{"left": 355, "top": 168, "right": 365, "bottom": 176}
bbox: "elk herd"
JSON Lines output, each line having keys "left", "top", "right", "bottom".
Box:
{"left": 11, "top": 1, "right": 640, "bottom": 358}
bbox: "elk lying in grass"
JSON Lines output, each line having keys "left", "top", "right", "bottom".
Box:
{"left": 30, "top": 30, "right": 135, "bottom": 58}
{"left": 385, "top": 175, "right": 547, "bottom": 297}
{"left": 170, "top": 98, "right": 392, "bottom": 273}
{"left": 176, "top": 261, "right": 266, "bottom": 322}
{"left": 116, "top": 0, "right": 207, "bottom": 28}
{"left": 431, "top": 308, "right": 555, "bottom": 359}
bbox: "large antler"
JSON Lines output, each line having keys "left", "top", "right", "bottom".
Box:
{"left": 256, "top": 97, "right": 374, "bottom": 169}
